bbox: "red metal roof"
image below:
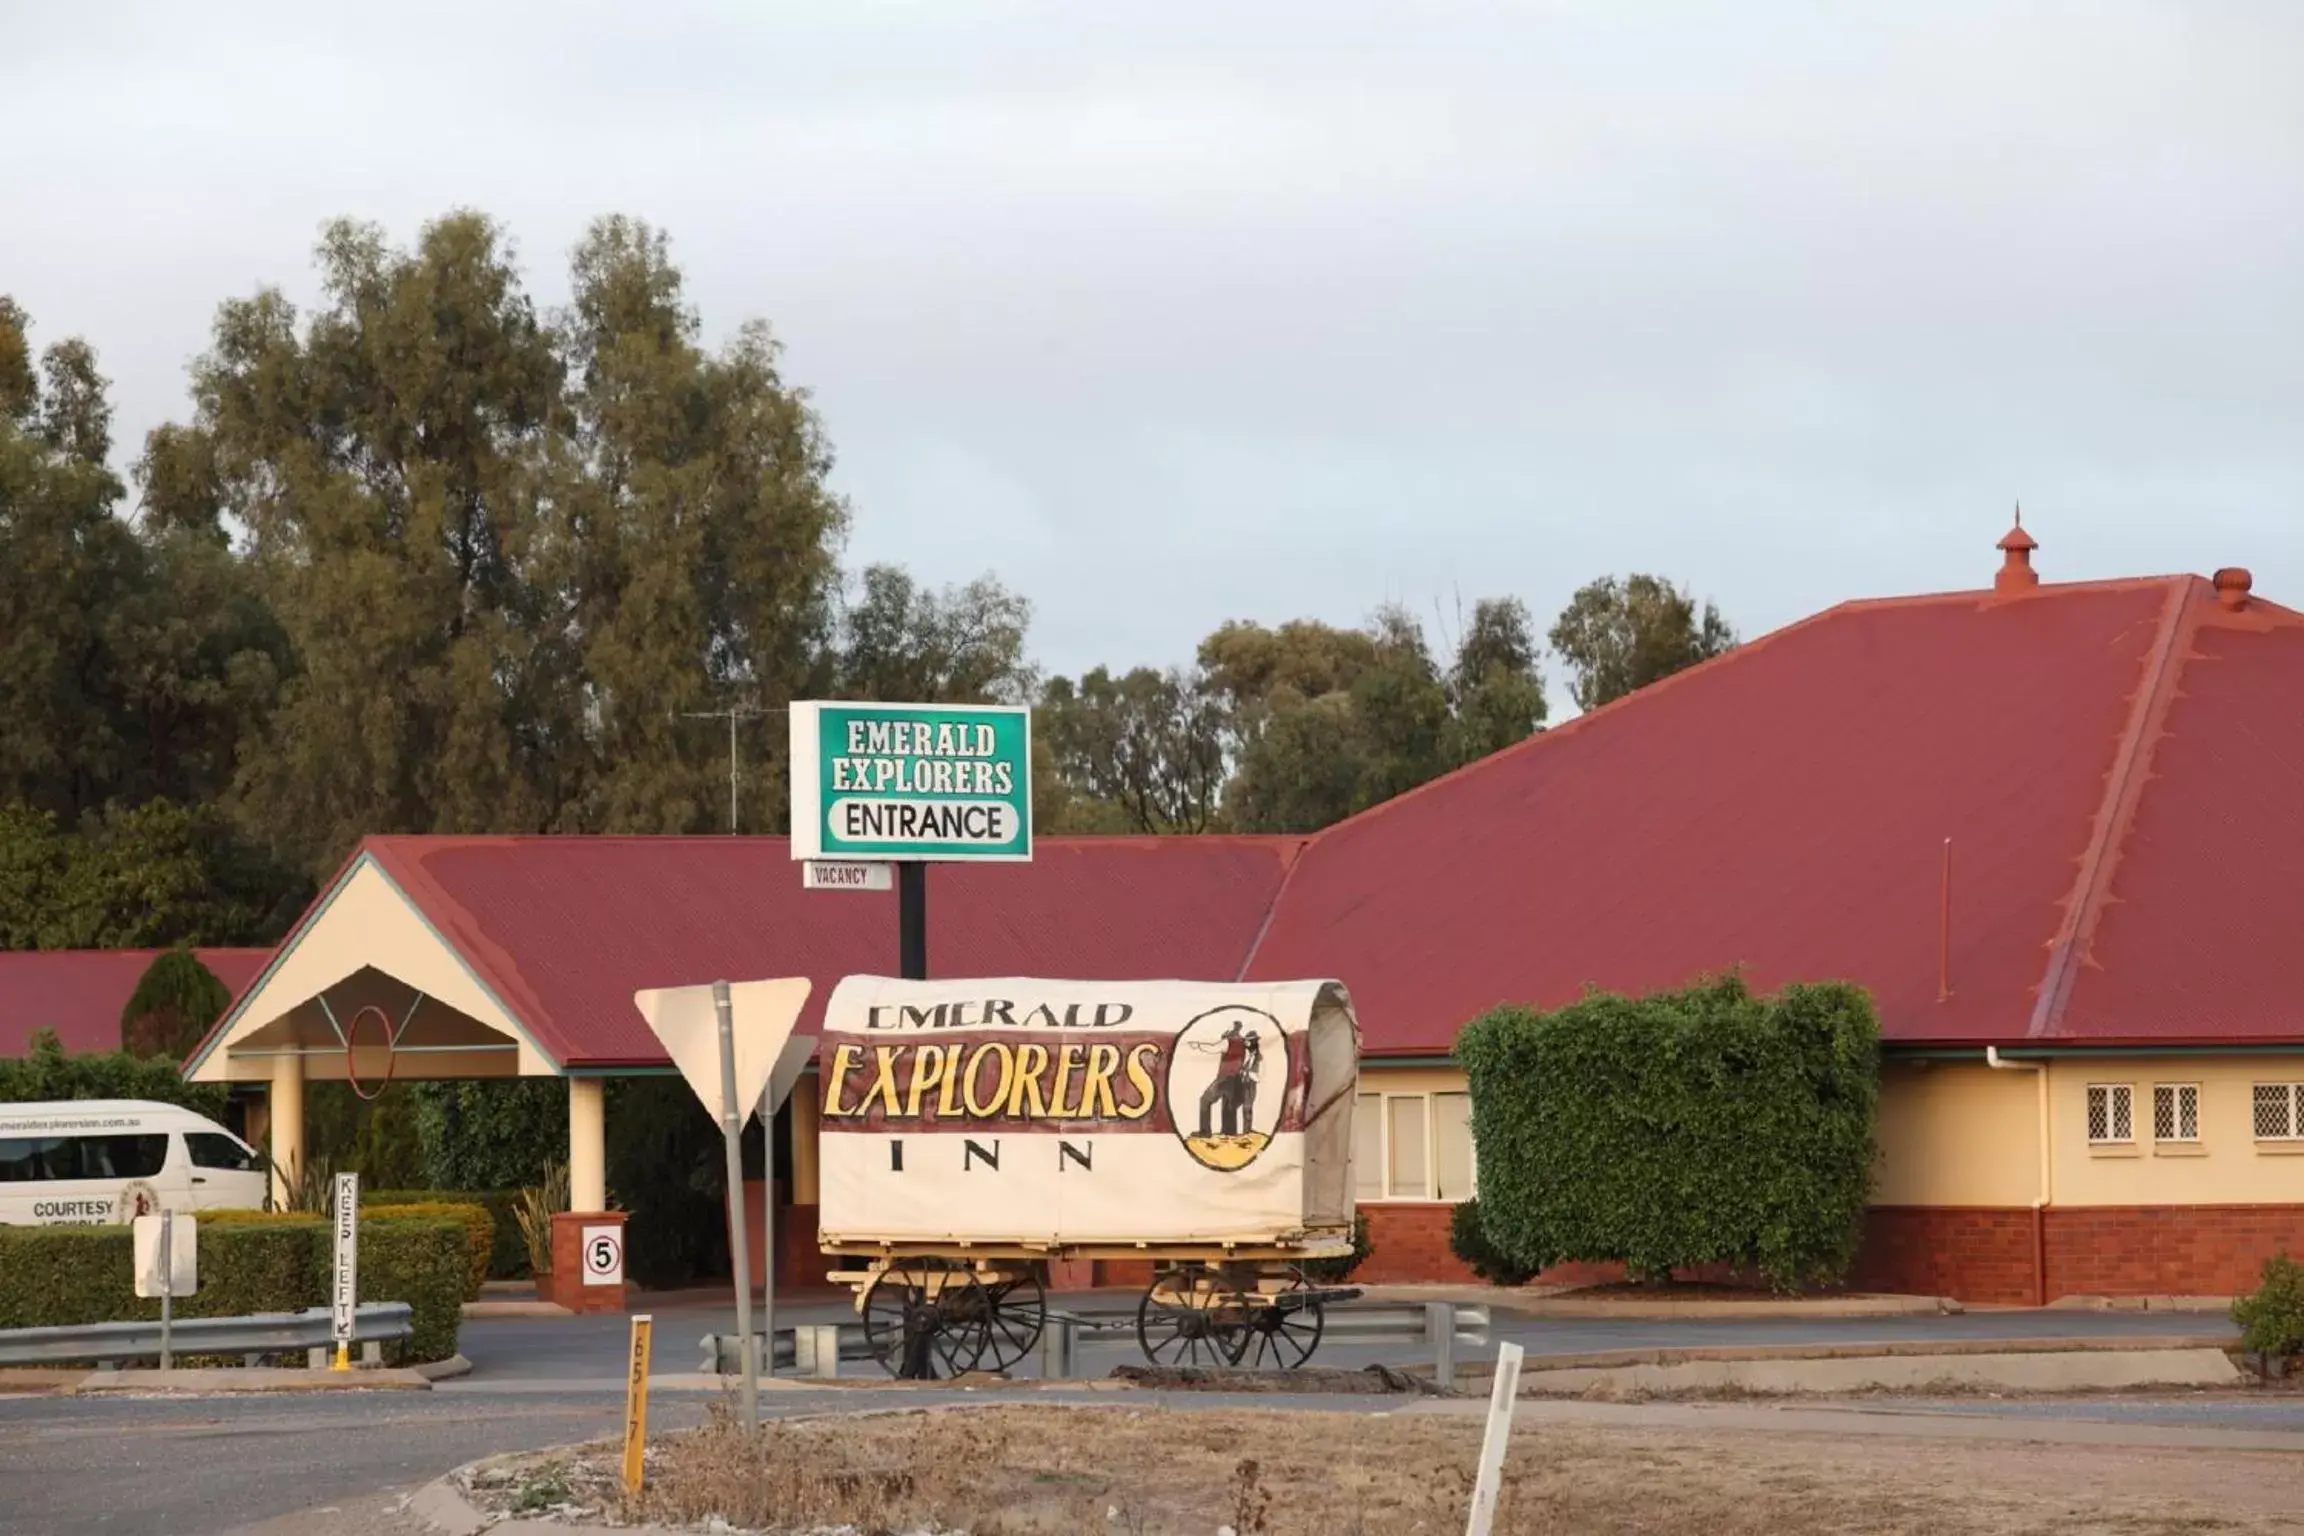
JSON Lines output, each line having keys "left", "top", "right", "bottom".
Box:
{"left": 0, "top": 949, "right": 271, "bottom": 1058}
{"left": 193, "top": 564, "right": 2304, "bottom": 1069}
{"left": 362, "top": 835, "right": 1307, "bottom": 1068}
{"left": 1245, "top": 574, "right": 2304, "bottom": 1052}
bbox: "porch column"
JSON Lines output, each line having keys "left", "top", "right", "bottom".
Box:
{"left": 790, "top": 1071, "right": 820, "bottom": 1205}
{"left": 268, "top": 1052, "right": 304, "bottom": 1210}
{"left": 569, "top": 1076, "right": 607, "bottom": 1211}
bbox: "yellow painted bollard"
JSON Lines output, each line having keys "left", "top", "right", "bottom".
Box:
{"left": 622, "top": 1314, "right": 654, "bottom": 1497}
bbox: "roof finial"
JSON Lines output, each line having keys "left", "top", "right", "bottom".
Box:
{"left": 1995, "top": 508, "right": 2039, "bottom": 593}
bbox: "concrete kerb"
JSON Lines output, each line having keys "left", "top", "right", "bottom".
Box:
{"left": 69, "top": 1366, "right": 434, "bottom": 1395}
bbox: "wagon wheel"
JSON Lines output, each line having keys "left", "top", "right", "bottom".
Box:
{"left": 974, "top": 1267, "right": 1046, "bottom": 1372}
{"left": 1232, "top": 1266, "right": 1325, "bottom": 1370}
{"left": 1136, "top": 1268, "right": 1249, "bottom": 1368}
{"left": 861, "top": 1258, "right": 994, "bottom": 1380}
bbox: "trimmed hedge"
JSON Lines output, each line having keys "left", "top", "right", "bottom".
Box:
{"left": 1456, "top": 973, "right": 1880, "bottom": 1292}
{"left": 368, "top": 1202, "right": 493, "bottom": 1300}
{"left": 364, "top": 1188, "right": 527, "bottom": 1280}
{"left": 1448, "top": 1199, "right": 1537, "bottom": 1287}
{"left": 0, "top": 1210, "right": 468, "bottom": 1363}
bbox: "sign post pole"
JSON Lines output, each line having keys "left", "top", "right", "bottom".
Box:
{"left": 712, "top": 980, "right": 758, "bottom": 1431}
{"left": 621, "top": 1313, "right": 654, "bottom": 1496}
{"left": 332, "top": 1171, "right": 359, "bottom": 1372}
{"left": 898, "top": 863, "right": 927, "bottom": 981}
{"left": 157, "top": 1209, "right": 173, "bottom": 1371}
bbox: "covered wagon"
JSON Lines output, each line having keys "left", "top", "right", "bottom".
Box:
{"left": 815, "top": 975, "right": 1362, "bottom": 1376}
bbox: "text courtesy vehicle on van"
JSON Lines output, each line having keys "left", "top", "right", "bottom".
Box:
{"left": 0, "top": 1100, "right": 267, "bottom": 1224}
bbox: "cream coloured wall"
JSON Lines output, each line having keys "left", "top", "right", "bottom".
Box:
{"left": 1289, "top": 1055, "right": 2304, "bottom": 1211}
{"left": 2049, "top": 1057, "right": 2304, "bottom": 1207}
{"left": 1358, "top": 1065, "right": 1469, "bottom": 1096}
{"left": 1873, "top": 1062, "right": 2042, "bottom": 1206}
{"left": 188, "top": 856, "right": 553, "bottom": 1082}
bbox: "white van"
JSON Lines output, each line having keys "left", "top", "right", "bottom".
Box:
{"left": 0, "top": 1100, "right": 268, "bottom": 1225}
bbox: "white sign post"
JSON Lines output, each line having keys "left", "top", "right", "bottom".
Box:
{"left": 331, "top": 1171, "right": 359, "bottom": 1372}
{"left": 633, "top": 976, "right": 812, "bottom": 1433}
{"left": 134, "top": 1211, "right": 195, "bottom": 1369}
{"left": 1465, "top": 1340, "right": 1525, "bottom": 1536}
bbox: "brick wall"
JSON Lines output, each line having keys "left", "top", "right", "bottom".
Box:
{"left": 1853, "top": 1205, "right": 2039, "bottom": 1304}
{"left": 1357, "top": 1203, "right": 1632, "bottom": 1288}
{"left": 2044, "top": 1205, "right": 2304, "bottom": 1297}
{"left": 1359, "top": 1203, "right": 1478, "bottom": 1283}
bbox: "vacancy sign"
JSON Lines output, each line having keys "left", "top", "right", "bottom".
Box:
{"left": 802, "top": 860, "right": 891, "bottom": 892}
{"left": 633, "top": 977, "right": 813, "bottom": 1127}
{"left": 789, "top": 702, "right": 1031, "bottom": 863}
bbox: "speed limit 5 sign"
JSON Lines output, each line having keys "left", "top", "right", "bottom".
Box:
{"left": 581, "top": 1223, "right": 625, "bottom": 1287}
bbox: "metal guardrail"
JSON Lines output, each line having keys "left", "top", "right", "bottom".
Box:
{"left": 699, "top": 1325, "right": 880, "bottom": 1375}
{"left": 0, "top": 1303, "right": 413, "bottom": 1369}
{"left": 702, "top": 1300, "right": 1491, "bottom": 1386}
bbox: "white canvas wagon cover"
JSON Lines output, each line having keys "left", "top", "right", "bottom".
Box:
{"left": 816, "top": 976, "right": 1361, "bottom": 1249}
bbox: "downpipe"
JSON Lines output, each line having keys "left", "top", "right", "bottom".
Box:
{"left": 1985, "top": 1046, "right": 2050, "bottom": 1307}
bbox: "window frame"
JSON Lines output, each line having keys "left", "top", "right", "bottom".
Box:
{"left": 2150, "top": 1082, "right": 2201, "bottom": 1147}
{"left": 2085, "top": 1082, "right": 2135, "bottom": 1147}
{"left": 1354, "top": 1089, "right": 1478, "bottom": 1202}
{"left": 2252, "top": 1083, "right": 2304, "bottom": 1143}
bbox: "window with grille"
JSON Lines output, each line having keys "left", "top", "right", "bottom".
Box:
{"left": 2253, "top": 1084, "right": 2304, "bottom": 1141}
{"left": 2086, "top": 1083, "right": 2133, "bottom": 1145}
{"left": 2151, "top": 1084, "right": 2199, "bottom": 1143}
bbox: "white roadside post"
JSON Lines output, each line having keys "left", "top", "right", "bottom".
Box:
{"left": 133, "top": 1208, "right": 197, "bottom": 1371}
{"left": 1465, "top": 1340, "right": 1525, "bottom": 1536}
{"left": 332, "top": 1171, "right": 360, "bottom": 1372}
{"left": 633, "top": 977, "right": 812, "bottom": 1435}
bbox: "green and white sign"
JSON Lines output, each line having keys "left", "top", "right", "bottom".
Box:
{"left": 789, "top": 702, "right": 1032, "bottom": 863}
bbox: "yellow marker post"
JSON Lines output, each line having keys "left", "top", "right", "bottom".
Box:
{"left": 621, "top": 1314, "right": 654, "bottom": 1497}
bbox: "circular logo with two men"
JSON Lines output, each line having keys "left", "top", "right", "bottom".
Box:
{"left": 1167, "top": 1005, "right": 1287, "bottom": 1172}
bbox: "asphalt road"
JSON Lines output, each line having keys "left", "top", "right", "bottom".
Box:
{"left": 460, "top": 1297, "right": 2235, "bottom": 1384}
{"left": 0, "top": 1305, "right": 2270, "bottom": 1536}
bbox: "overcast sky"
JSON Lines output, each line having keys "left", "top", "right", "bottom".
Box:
{"left": 4, "top": 2, "right": 2298, "bottom": 685}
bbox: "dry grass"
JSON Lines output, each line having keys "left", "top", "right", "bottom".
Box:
{"left": 464, "top": 1404, "right": 2302, "bottom": 1535}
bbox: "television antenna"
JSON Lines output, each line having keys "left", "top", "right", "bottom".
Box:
{"left": 681, "top": 705, "right": 772, "bottom": 834}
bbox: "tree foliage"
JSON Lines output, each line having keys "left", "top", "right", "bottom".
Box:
{"left": 1456, "top": 974, "right": 1880, "bottom": 1291}
{"left": 7, "top": 228, "right": 1742, "bottom": 940}
{"left": 1547, "top": 573, "right": 1737, "bottom": 712}
{"left": 0, "top": 798, "right": 298, "bottom": 950}
{"left": 119, "top": 946, "right": 232, "bottom": 1060}
{"left": 1038, "top": 666, "right": 1229, "bottom": 834}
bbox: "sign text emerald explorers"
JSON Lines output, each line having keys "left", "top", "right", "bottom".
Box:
{"left": 790, "top": 702, "right": 1032, "bottom": 863}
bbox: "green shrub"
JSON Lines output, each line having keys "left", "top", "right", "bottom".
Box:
{"left": 1448, "top": 1198, "right": 1537, "bottom": 1286}
{"left": 0, "top": 1211, "right": 466, "bottom": 1363}
{"left": 360, "top": 1216, "right": 467, "bottom": 1364}
{"left": 366, "top": 1188, "right": 527, "bottom": 1279}
{"left": 0, "top": 1029, "right": 229, "bottom": 1119}
{"left": 410, "top": 1079, "right": 568, "bottom": 1190}
{"left": 367, "top": 1202, "right": 493, "bottom": 1300}
{"left": 1301, "top": 1213, "right": 1373, "bottom": 1284}
{"left": 119, "top": 947, "right": 231, "bottom": 1060}
{"left": 2234, "top": 1252, "right": 2304, "bottom": 1357}
{"left": 1456, "top": 973, "right": 1880, "bottom": 1292}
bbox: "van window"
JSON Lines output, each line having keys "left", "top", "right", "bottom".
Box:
{"left": 0, "top": 1134, "right": 169, "bottom": 1181}
{"left": 187, "top": 1133, "right": 258, "bottom": 1173}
